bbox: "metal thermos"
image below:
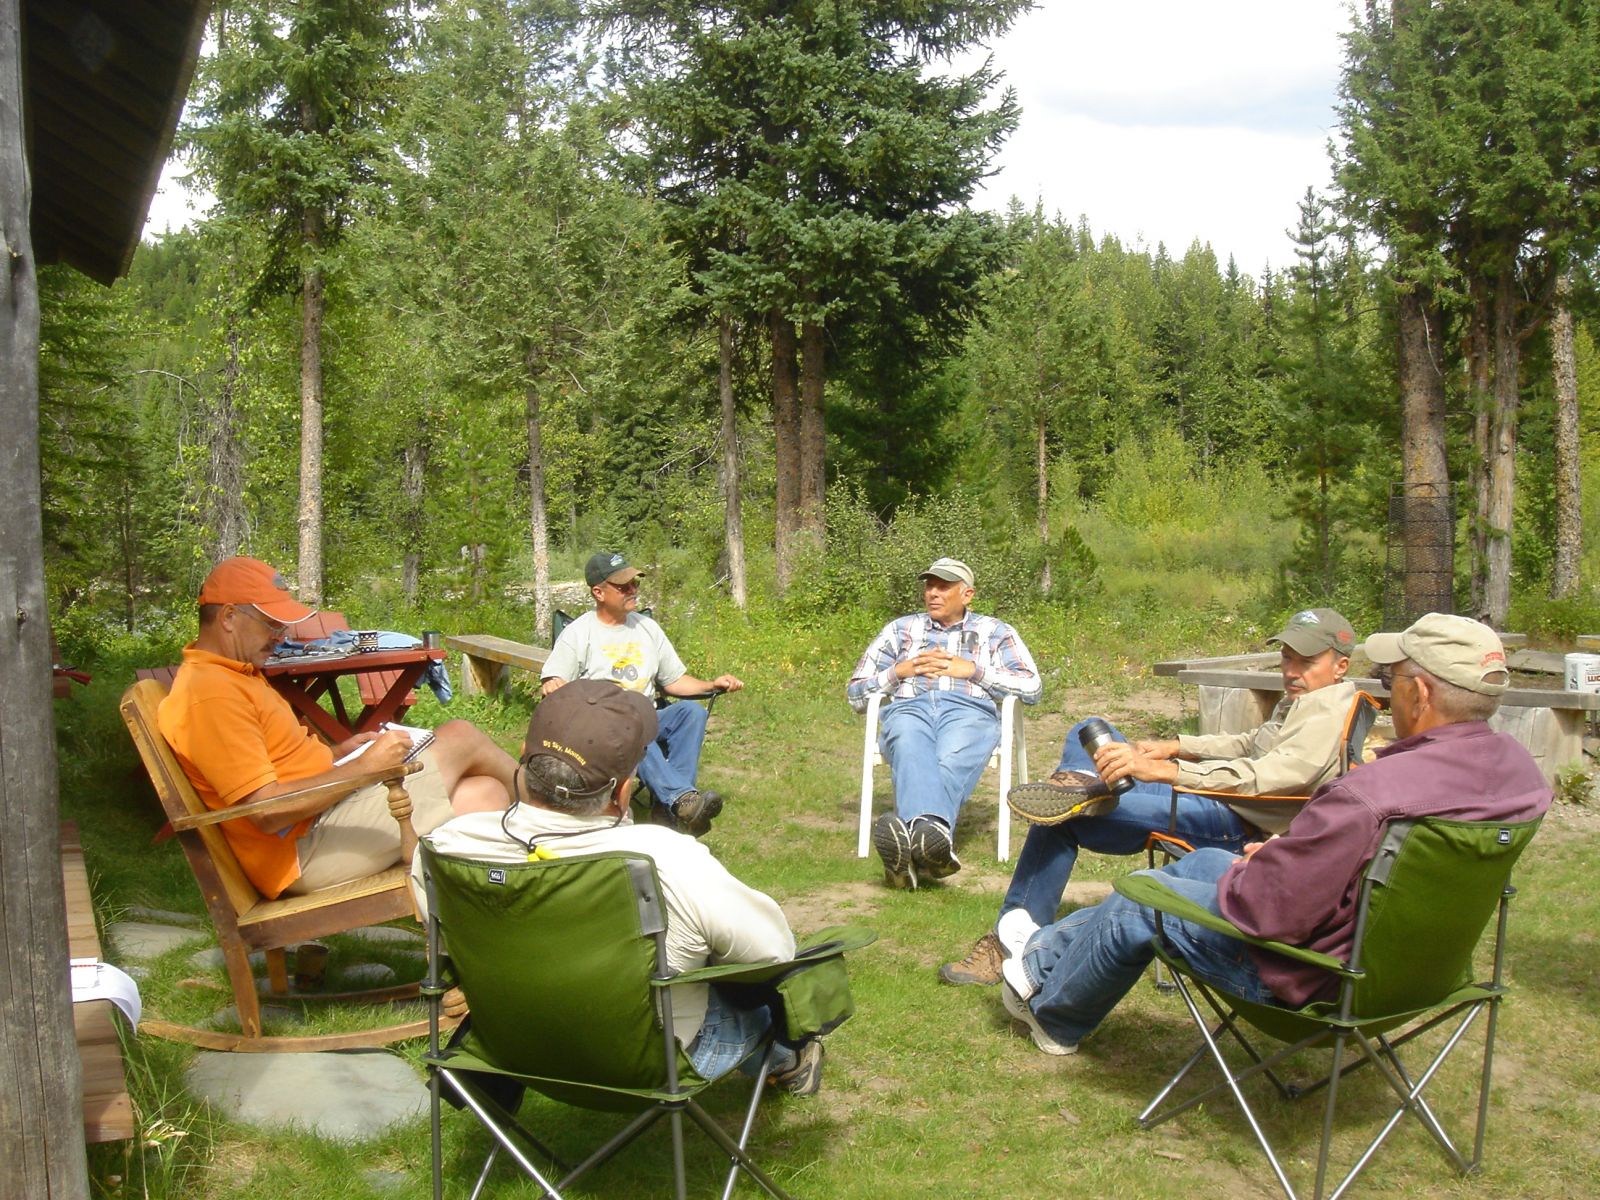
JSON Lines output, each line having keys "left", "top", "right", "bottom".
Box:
{"left": 1077, "top": 717, "right": 1135, "bottom": 795}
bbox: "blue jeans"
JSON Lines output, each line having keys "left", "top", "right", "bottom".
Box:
{"left": 1019, "top": 848, "right": 1280, "bottom": 1046}
{"left": 687, "top": 985, "right": 795, "bottom": 1080}
{"left": 1001, "top": 718, "right": 1250, "bottom": 925}
{"left": 879, "top": 691, "right": 1001, "bottom": 830}
{"left": 637, "top": 699, "right": 707, "bottom": 806}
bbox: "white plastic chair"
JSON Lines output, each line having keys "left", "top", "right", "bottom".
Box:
{"left": 856, "top": 691, "right": 1029, "bottom": 863}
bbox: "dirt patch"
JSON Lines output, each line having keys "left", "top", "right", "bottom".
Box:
{"left": 779, "top": 880, "right": 884, "bottom": 932}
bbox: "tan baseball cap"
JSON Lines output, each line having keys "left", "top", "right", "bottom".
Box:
{"left": 1268, "top": 608, "right": 1355, "bottom": 658}
{"left": 1364, "top": 613, "right": 1509, "bottom": 696}
{"left": 920, "top": 557, "right": 975, "bottom": 588}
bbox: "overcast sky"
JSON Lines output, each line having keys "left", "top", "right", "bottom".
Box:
{"left": 146, "top": 1, "right": 1356, "bottom": 274}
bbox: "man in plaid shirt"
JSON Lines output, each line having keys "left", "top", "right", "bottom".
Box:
{"left": 848, "top": 558, "right": 1042, "bottom": 888}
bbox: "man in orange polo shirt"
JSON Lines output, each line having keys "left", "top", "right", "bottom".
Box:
{"left": 158, "top": 557, "right": 516, "bottom": 899}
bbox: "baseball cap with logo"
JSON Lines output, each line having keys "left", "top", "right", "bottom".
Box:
{"left": 920, "top": 557, "right": 975, "bottom": 588}
{"left": 1364, "top": 613, "right": 1509, "bottom": 696}
{"left": 197, "top": 557, "right": 316, "bottom": 625}
{"left": 585, "top": 551, "right": 644, "bottom": 589}
{"left": 521, "top": 680, "right": 658, "bottom": 796}
{"left": 1268, "top": 608, "right": 1356, "bottom": 658}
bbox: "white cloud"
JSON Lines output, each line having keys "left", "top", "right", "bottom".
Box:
{"left": 962, "top": 0, "right": 1356, "bottom": 272}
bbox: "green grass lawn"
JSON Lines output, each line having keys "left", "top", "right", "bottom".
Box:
{"left": 62, "top": 615, "right": 1600, "bottom": 1199}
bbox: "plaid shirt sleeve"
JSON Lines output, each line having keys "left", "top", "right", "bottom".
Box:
{"left": 970, "top": 618, "right": 1043, "bottom": 705}
{"left": 846, "top": 617, "right": 914, "bottom": 713}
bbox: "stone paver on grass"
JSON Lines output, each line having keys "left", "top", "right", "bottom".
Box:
{"left": 108, "top": 920, "right": 211, "bottom": 960}
{"left": 186, "top": 1051, "right": 429, "bottom": 1140}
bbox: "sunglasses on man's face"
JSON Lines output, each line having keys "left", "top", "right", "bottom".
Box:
{"left": 607, "top": 579, "right": 640, "bottom": 595}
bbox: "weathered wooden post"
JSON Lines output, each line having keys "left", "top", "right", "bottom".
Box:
{"left": 0, "top": 2, "right": 89, "bottom": 1195}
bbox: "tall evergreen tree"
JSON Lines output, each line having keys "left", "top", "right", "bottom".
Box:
{"left": 604, "top": 0, "right": 1027, "bottom": 588}
{"left": 181, "top": 0, "right": 399, "bottom": 602}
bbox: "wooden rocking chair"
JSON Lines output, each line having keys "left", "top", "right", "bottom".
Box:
{"left": 119, "top": 678, "right": 458, "bottom": 1052}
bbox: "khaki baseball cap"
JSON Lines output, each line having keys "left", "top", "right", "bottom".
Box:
{"left": 197, "top": 557, "right": 317, "bottom": 625}
{"left": 1268, "top": 608, "right": 1356, "bottom": 658}
{"left": 522, "top": 680, "right": 658, "bottom": 795}
{"left": 1364, "top": 613, "right": 1509, "bottom": 696}
{"left": 920, "top": 557, "right": 975, "bottom": 588}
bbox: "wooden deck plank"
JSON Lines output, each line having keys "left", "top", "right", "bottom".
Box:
{"left": 60, "top": 822, "right": 135, "bottom": 1143}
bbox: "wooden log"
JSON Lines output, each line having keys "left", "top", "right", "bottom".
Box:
{"left": 1, "top": 2, "right": 90, "bottom": 1189}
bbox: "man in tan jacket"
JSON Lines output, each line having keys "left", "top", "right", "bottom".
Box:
{"left": 940, "top": 608, "right": 1359, "bottom": 986}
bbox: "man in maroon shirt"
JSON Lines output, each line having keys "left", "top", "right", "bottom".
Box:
{"left": 993, "top": 613, "right": 1551, "bottom": 1056}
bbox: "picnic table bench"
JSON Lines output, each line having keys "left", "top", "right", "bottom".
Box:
{"left": 1153, "top": 634, "right": 1593, "bottom": 782}
{"left": 443, "top": 634, "right": 550, "bottom": 697}
{"left": 60, "top": 821, "right": 134, "bottom": 1143}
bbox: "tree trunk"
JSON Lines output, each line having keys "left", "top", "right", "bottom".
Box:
{"left": 1483, "top": 283, "right": 1519, "bottom": 628}
{"left": 524, "top": 350, "right": 552, "bottom": 644}
{"left": 1465, "top": 287, "right": 1491, "bottom": 615}
{"left": 297, "top": 227, "right": 325, "bottom": 604}
{"left": 1035, "top": 413, "right": 1051, "bottom": 594}
{"left": 0, "top": 1, "right": 90, "bottom": 1188}
{"left": 770, "top": 309, "right": 801, "bottom": 590}
{"left": 206, "top": 312, "right": 246, "bottom": 563}
{"left": 719, "top": 315, "right": 747, "bottom": 608}
{"left": 401, "top": 438, "right": 427, "bottom": 604}
{"left": 1396, "top": 285, "right": 1453, "bottom": 617}
{"left": 798, "top": 318, "right": 826, "bottom": 556}
{"left": 1551, "top": 274, "right": 1581, "bottom": 599}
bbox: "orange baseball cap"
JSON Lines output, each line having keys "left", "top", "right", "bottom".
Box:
{"left": 197, "top": 557, "right": 316, "bottom": 625}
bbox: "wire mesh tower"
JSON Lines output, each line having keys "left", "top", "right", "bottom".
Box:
{"left": 1383, "top": 481, "right": 1455, "bottom": 627}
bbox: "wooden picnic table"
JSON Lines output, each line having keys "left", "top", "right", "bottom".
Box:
{"left": 262, "top": 646, "right": 445, "bottom": 742}
{"left": 60, "top": 822, "right": 134, "bottom": 1144}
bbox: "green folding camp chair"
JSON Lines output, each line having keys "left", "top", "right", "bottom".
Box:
{"left": 1117, "top": 814, "right": 1543, "bottom": 1200}
{"left": 419, "top": 843, "right": 872, "bottom": 1199}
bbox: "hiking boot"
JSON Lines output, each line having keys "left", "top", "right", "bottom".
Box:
{"left": 670, "top": 789, "right": 723, "bottom": 837}
{"left": 1007, "top": 771, "right": 1118, "bottom": 826}
{"left": 909, "top": 817, "right": 961, "bottom": 880}
{"left": 873, "top": 813, "right": 917, "bottom": 890}
{"left": 768, "top": 1038, "right": 825, "bottom": 1096}
{"left": 939, "top": 930, "right": 1004, "bottom": 986}
{"left": 1001, "top": 979, "right": 1077, "bottom": 1056}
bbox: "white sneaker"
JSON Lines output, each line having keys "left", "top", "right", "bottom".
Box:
{"left": 1001, "top": 980, "right": 1078, "bottom": 1056}
{"left": 995, "top": 907, "right": 1039, "bottom": 963}
{"left": 1000, "top": 954, "right": 1037, "bottom": 1002}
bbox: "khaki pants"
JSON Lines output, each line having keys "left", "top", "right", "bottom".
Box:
{"left": 287, "top": 748, "right": 453, "bottom": 894}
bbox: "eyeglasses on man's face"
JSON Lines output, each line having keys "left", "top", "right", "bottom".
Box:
{"left": 237, "top": 605, "right": 289, "bottom": 640}
{"left": 607, "top": 579, "right": 640, "bottom": 595}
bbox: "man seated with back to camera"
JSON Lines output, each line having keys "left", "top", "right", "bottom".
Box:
{"left": 995, "top": 613, "right": 1550, "bottom": 1057}
{"left": 414, "top": 680, "right": 826, "bottom": 1094}
{"left": 941, "top": 608, "right": 1359, "bottom": 986}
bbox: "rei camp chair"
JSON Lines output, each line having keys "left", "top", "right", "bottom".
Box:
{"left": 1116, "top": 813, "right": 1543, "bottom": 1200}
{"left": 419, "top": 844, "right": 872, "bottom": 1199}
